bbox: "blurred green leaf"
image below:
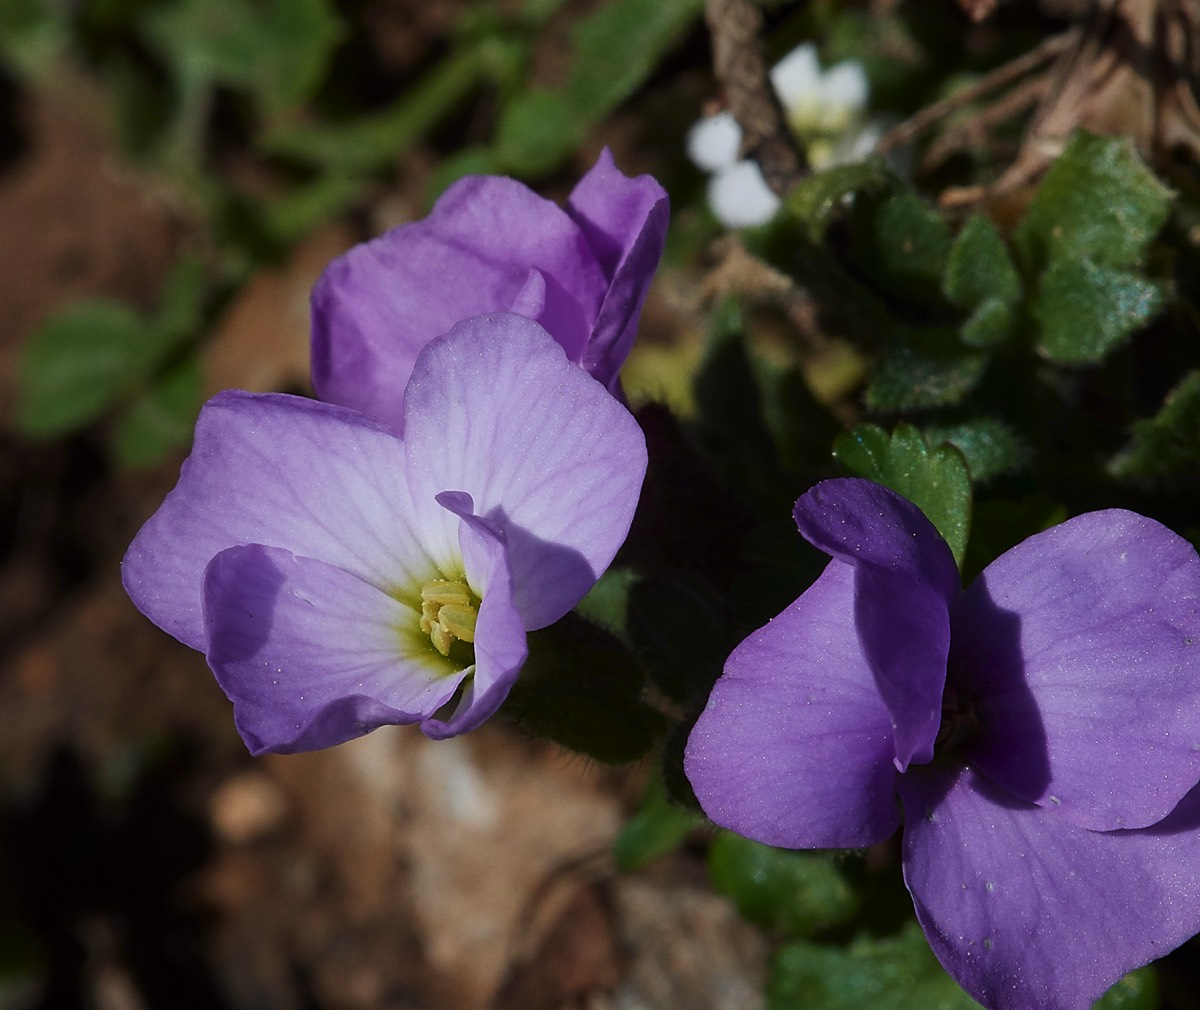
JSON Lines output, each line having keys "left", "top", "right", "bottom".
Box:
{"left": 834, "top": 423, "right": 971, "bottom": 566}
{"left": 1014, "top": 132, "right": 1171, "bottom": 274}
{"left": 627, "top": 573, "right": 728, "bottom": 704}
{"left": 767, "top": 923, "right": 983, "bottom": 1010}
{"left": 110, "top": 354, "right": 202, "bottom": 467}
{"left": 496, "top": 0, "right": 702, "bottom": 175}
{"left": 1093, "top": 967, "right": 1159, "bottom": 1010}
{"left": 783, "top": 158, "right": 890, "bottom": 240}
{"left": 959, "top": 297, "right": 1015, "bottom": 349}
{"left": 943, "top": 215, "right": 1021, "bottom": 318}
{"left": 923, "top": 419, "right": 1028, "bottom": 484}
{"left": 502, "top": 613, "right": 661, "bottom": 763}
{"left": 851, "top": 188, "right": 951, "bottom": 300}
{"left": 866, "top": 330, "right": 988, "bottom": 411}
{"left": 18, "top": 302, "right": 165, "bottom": 438}
{"left": 614, "top": 777, "right": 702, "bottom": 871}
{"left": 710, "top": 832, "right": 860, "bottom": 938}
{"left": 574, "top": 566, "right": 638, "bottom": 634}
{"left": 263, "top": 48, "right": 485, "bottom": 170}
{"left": 1031, "top": 259, "right": 1162, "bottom": 364}
{"left": 143, "top": 0, "right": 343, "bottom": 118}
{"left": 0, "top": 0, "right": 68, "bottom": 79}
{"left": 1109, "top": 370, "right": 1200, "bottom": 484}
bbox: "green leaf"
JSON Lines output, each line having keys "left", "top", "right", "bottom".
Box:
{"left": 501, "top": 613, "right": 661, "bottom": 763}
{"left": 1031, "top": 259, "right": 1163, "bottom": 364}
{"left": 851, "top": 188, "right": 951, "bottom": 299}
{"left": 943, "top": 215, "right": 1021, "bottom": 311}
{"left": 0, "top": 0, "right": 68, "bottom": 79}
{"left": 495, "top": 0, "right": 702, "bottom": 176}
{"left": 866, "top": 330, "right": 988, "bottom": 411}
{"left": 627, "top": 574, "right": 728, "bottom": 704}
{"left": 767, "top": 923, "right": 983, "bottom": 1010}
{"left": 959, "top": 297, "right": 1016, "bottom": 349}
{"left": 110, "top": 354, "right": 203, "bottom": 467}
{"left": 263, "top": 48, "right": 484, "bottom": 170}
{"left": 17, "top": 301, "right": 166, "bottom": 438}
{"left": 1110, "top": 370, "right": 1200, "bottom": 484}
{"left": 834, "top": 423, "right": 972, "bottom": 567}
{"left": 574, "top": 566, "right": 638, "bottom": 635}
{"left": 923, "top": 419, "right": 1028, "bottom": 484}
{"left": 143, "top": 0, "right": 343, "bottom": 118}
{"left": 613, "top": 777, "right": 702, "bottom": 871}
{"left": 709, "top": 832, "right": 859, "bottom": 938}
{"left": 1014, "top": 132, "right": 1171, "bottom": 274}
{"left": 783, "top": 158, "right": 891, "bottom": 240}
{"left": 1092, "top": 966, "right": 1158, "bottom": 1010}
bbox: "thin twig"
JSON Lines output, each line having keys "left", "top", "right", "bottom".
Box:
{"left": 705, "top": 0, "right": 805, "bottom": 196}
{"left": 876, "top": 28, "right": 1081, "bottom": 153}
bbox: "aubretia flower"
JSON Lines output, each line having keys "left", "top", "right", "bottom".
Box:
{"left": 122, "top": 314, "right": 646, "bottom": 753}
{"left": 686, "top": 43, "right": 882, "bottom": 228}
{"left": 685, "top": 478, "right": 1200, "bottom": 1010}
{"left": 310, "top": 148, "right": 668, "bottom": 429}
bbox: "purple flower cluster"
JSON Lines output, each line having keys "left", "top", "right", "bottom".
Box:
{"left": 123, "top": 151, "right": 667, "bottom": 752}
{"left": 122, "top": 144, "right": 1200, "bottom": 1009}
{"left": 686, "top": 477, "right": 1200, "bottom": 1010}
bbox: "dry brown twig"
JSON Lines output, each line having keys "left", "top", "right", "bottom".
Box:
{"left": 704, "top": 0, "right": 806, "bottom": 197}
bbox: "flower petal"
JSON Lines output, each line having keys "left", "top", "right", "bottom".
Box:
{"left": 899, "top": 764, "right": 1200, "bottom": 1010}
{"left": 204, "top": 544, "right": 467, "bottom": 754}
{"left": 402, "top": 313, "right": 647, "bottom": 630}
{"left": 311, "top": 175, "right": 606, "bottom": 428}
{"left": 508, "top": 268, "right": 592, "bottom": 364}
{"left": 565, "top": 147, "right": 669, "bottom": 391}
{"left": 686, "top": 560, "right": 900, "bottom": 849}
{"left": 706, "top": 161, "right": 780, "bottom": 228}
{"left": 421, "top": 493, "right": 527, "bottom": 739}
{"left": 686, "top": 110, "right": 742, "bottom": 171}
{"left": 794, "top": 479, "right": 960, "bottom": 771}
{"left": 769, "top": 43, "right": 821, "bottom": 109}
{"left": 122, "top": 391, "right": 454, "bottom": 651}
{"left": 955, "top": 509, "right": 1200, "bottom": 830}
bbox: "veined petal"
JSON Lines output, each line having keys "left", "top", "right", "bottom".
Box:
{"left": 900, "top": 765, "right": 1200, "bottom": 1010}
{"left": 955, "top": 509, "right": 1200, "bottom": 830}
{"left": 686, "top": 560, "right": 900, "bottom": 849}
{"left": 421, "top": 494, "right": 527, "bottom": 739}
{"left": 122, "top": 391, "right": 455, "bottom": 651}
{"left": 311, "top": 175, "right": 606, "bottom": 428}
{"left": 204, "top": 544, "right": 467, "bottom": 755}
{"left": 795, "top": 479, "right": 960, "bottom": 771}
{"left": 402, "top": 313, "right": 647, "bottom": 630}
{"left": 508, "top": 268, "right": 592, "bottom": 364}
{"left": 565, "top": 147, "right": 669, "bottom": 391}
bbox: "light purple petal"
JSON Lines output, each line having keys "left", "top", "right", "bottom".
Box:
{"left": 955, "top": 509, "right": 1200, "bottom": 830}
{"left": 122, "top": 391, "right": 454, "bottom": 651}
{"left": 311, "top": 175, "right": 606, "bottom": 428}
{"left": 402, "top": 313, "right": 647, "bottom": 630}
{"left": 685, "top": 560, "right": 900, "bottom": 849}
{"left": 900, "top": 765, "right": 1200, "bottom": 1010}
{"left": 508, "top": 268, "right": 591, "bottom": 364}
{"left": 204, "top": 544, "right": 467, "bottom": 754}
{"left": 794, "top": 479, "right": 960, "bottom": 771}
{"left": 565, "top": 147, "right": 670, "bottom": 391}
{"left": 421, "top": 493, "right": 527, "bottom": 739}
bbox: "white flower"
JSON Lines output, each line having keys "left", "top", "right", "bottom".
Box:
{"left": 687, "top": 42, "right": 882, "bottom": 228}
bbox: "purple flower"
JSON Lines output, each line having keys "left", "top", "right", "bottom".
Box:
{"left": 122, "top": 313, "right": 646, "bottom": 753}
{"left": 311, "top": 148, "right": 668, "bottom": 429}
{"left": 685, "top": 477, "right": 1200, "bottom": 1010}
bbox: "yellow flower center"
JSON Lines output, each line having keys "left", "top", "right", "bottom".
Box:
{"left": 419, "top": 579, "right": 479, "bottom": 657}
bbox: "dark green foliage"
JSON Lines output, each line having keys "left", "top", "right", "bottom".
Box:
{"left": 709, "top": 832, "right": 860, "bottom": 938}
